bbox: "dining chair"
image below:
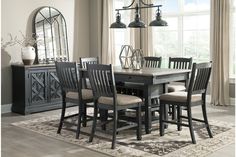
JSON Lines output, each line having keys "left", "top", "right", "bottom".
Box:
{"left": 159, "top": 62, "right": 213, "bottom": 144}
{"left": 55, "top": 61, "right": 94, "bottom": 139}
{"left": 168, "top": 57, "right": 192, "bottom": 92}
{"left": 79, "top": 57, "right": 99, "bottom": 127}
{"left": 87, "top": 64, "right": 143, "bottom": 149}
{"left": 144, "top": 56, "right": 162, "bottom": 68}
{"left": 143, "top": 56, "right": 162, "bottom": 118}
{"left": 167, "top": 57, "right": 193, "bottom": 120}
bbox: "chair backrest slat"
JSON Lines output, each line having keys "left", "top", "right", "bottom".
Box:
{"left": 188, "top": 62, "right": 212, "bottom": 96}
{"left": 79, "top": 57, "right": 99, "bottom": 69}
{"left": 87, "top": 64, "right": 115, "bottom": 98}
{"left": 55, "top": 62, "right": 78, "bottom": 92}
{"left": 144, "top": 57, "right": 162, "bottom": 68}
{"left": 169, "top": 57, "right": 192, "bottom": 70}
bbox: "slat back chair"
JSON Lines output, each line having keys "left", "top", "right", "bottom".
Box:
{"left": 55, "top": 61, "right": 93, "bottom": 139}
{"left": 144, "top": 56, "right": 162, "bottom": 68}
{"left": 143, "top": 57, "right": 162, "bottom": 118}
{"left": 79, "top": 57, "right": 99, "bottom": 126}
{"left": 167, "top": 57, "right": 193, "bottom": 119}
{"left": 159, "top": 62, "right": 213, "bottom": 144}
{"left": 87, "top": 64, "right": 114, "bottom": 98}
{"left": 87, "top": 64, "right": 142, "bottom": 149}
{"left": 168, "top": 57, "right": 192, "bottom": 70}
{"left": 56, "top": 62, "right": 78, "bottom": 93}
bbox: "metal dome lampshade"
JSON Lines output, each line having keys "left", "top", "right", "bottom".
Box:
{"left": 128, "top": 4, "right": 146, "bottom": 28}
{"left": 110, "top": 11, "right": 126, "bottom": 28}
{"left": 110, "top": 0, "right": 167, "bottom": 29}
{"left": 149, "top": 6, "right": 168, "bottom": 26}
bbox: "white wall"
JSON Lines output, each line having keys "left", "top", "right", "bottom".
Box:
{"left": 1, "top": 0, "right": 90, "bottom": 105}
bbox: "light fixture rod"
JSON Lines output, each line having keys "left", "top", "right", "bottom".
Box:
{"left": 139, "top": 0, "right": 153, "bottom": 6}
{"left": 116, "top": 5, "right": 162, "bottom": 12}
{"left": 123, "top": 0, "right": 153, "bottom": 9}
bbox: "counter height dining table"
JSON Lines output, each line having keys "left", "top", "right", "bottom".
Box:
{"left": 81, "top": 66, "right": 191, "bottom": 134}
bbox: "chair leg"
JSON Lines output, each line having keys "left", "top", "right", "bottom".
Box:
{"left": 164, "top": 104, "right": 168, "bottom": 129}
{"left": 187, "top": 106, "right": 196, "bottom": 144}
{"left": 100, "top": 109, "right": 108, "bottom": 130}
{"left": 202, "top": 103, "right": 213, "bottom": 138}
{"left": 76, "top": 111, "right": 83, "bottom": 139}
{"left": 159, "top": 102, "right": 165, "bottom": 136}
{"left": 111, "top": 110, "right": 118, "bottom": 149}
{"left": 136, "top": 104, "right": 142, "bottom": 140}
{"left": 177, "top": 105, "right": 182, "bottom": 131}
{"left": 82, "top": 103, "right": 87, "bottom": 127}
{"left": 172, "top": 105, "right": 176, "bottom": 120}
{"left": 89, "top": 103, "right": 98, "bottom": 142}
{"left": 57, "top": 100, "right": 66, "bottom": 134}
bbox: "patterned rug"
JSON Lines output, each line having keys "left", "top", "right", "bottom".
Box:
{"left": 12, "top": 113, "right": 235, "bottom": 157}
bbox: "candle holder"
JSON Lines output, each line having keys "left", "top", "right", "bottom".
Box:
{"left": 119, "top": 45, "right": 133, "bottom": 69}
{"left": 131, "top": 49, "right": 144, "bottom": 70}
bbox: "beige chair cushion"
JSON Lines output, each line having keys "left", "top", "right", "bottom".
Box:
{"left": 66, "top": 89, "right": 93, "bottom": 100}
{"left": 168, "top": 85, "right": 186, "bottom": 92}
{"left": 98, "top": 94, "right": 142, "bottom": 106}
{"left": 159, "top": 92, "right": 201, "bottom": 103}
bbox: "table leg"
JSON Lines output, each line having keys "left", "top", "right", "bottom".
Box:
{"left": 144, "top": 86, "right": 152, "bottom": 134}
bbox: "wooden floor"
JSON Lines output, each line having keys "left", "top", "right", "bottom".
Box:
{"left": 1, "top": 105, "right": 235, "bottom": 157}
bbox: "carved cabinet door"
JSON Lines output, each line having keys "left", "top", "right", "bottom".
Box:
{"left": 48, "top": 69, "right": 61, "bottom": 102}
{"left": 28, "top": 70, "right": 47, "bottom": 105}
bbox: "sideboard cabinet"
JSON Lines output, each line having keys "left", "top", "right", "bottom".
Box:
{"left": 12, "top": 64, "right": 70, "bottom": 115}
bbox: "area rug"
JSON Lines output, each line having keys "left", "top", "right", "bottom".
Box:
{"left": 12, "top": 113, "right": 235, "bottom": 157}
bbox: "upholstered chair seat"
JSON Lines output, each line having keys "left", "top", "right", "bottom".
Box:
{"left": 159, "top": 92, "right": 201, "bottom": 103}
{"left": 168, "top": 85, "right": 186, "bottom": 92}
{"left": 66, "top": 89, "right": 93, "bottom": 100}
{"left": 98, "top": 94, "right": 142, "bottom": 106}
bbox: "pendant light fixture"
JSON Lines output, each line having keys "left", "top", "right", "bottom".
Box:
{"left": 110, "top": 11, "right": 127, "bottom": 28}
{"left": 149, "top": 5, "right": 168, "bottom": 26}
{"left": 110, "top": 0, "right": 167, "bottom": 29}
{"left": 128, "top": 4, "right": 146, "bottom": 28}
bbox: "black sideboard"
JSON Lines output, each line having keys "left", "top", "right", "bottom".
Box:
{"left": 11, "top": 64, "right": 73, "bottom": 115}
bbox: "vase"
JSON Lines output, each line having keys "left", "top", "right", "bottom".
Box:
{"left": 21, "top": 46, "right": 36, "bottom": 65}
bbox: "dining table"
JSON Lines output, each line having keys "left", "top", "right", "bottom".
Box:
{"left": 81, "top": 66, "right": 191, "bottom": 134}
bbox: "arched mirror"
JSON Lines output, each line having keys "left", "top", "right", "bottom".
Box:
{"left": 33, "top": 6, "right": 69, "bottom": 64}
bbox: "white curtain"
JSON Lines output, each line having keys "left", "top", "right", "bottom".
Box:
{"left": 210, "top": 0, "right": 230, "bottom": 106}
{"left": 101, "top": 0, "right": 115, "bottom": 64}
{"left": 141, "top": 0, "right": 154, "bottom": 56}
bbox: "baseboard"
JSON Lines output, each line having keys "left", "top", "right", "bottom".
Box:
{"left": 1, "top": 104, "right": 12, "bottom": 114}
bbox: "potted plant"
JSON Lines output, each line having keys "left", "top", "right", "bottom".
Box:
{"left": 1, "top": 31, "right": 42, "bottom": 65}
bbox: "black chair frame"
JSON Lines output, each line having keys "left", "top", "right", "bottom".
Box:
{"left": 87, "top": 64, "right": 142, "bottom": 149}
{"left": 160, "top": 62, "right": 213, "bottom": 144}
{"left": 144, "top": 56, "right": 162, "bottom": 68}
{"left": 55, "top": 61, "right": 93, "bottom": 139}
{"left": 79, "top": 57, "right": 99, "bottom": 127}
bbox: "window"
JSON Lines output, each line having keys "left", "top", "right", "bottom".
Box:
{"left": 112, "top": 0, "right": 132, "bottom": 65}
{"left": 152, "top": 0, "right": 210, "bottom": 67}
